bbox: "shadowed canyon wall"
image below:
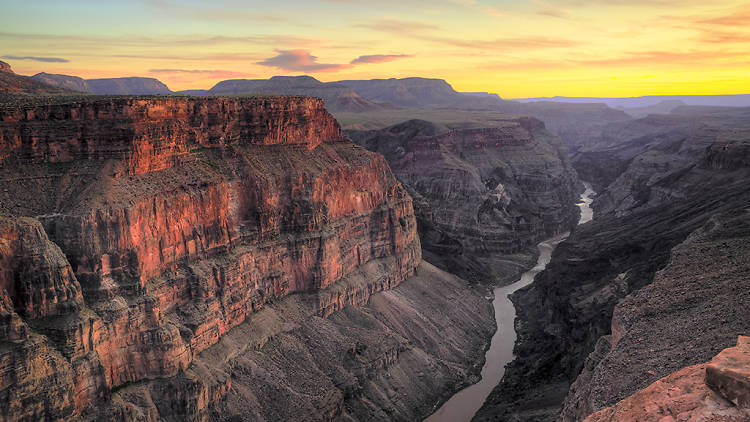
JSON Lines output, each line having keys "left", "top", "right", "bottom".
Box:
{"left": 0, "top": 95, "right": 494, "bottom": 421}
{"left": 474, "top": 107, "right": 750, "bottom": 421}
{"left": 349, "top": 118, "right": 579, "bottom": 284}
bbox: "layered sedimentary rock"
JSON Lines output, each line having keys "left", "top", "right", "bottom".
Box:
{"left": 584, "top": 336, "right": 750, "bottom": 422}
{"left": 568, "top": 106, "right": 750, "bottom": 195}
{"left": 0, "top": 95, "right": 433, "bottom": 421}
{"left": 560, "top": 208, "right": 750, "bottom": 421}
{"left": 349, "top": 118, "right": 579, "bottom": 283}
{"left": 0, "top": 96, "right": 342, "bottom": 166}
{"left": 474, "top": 109, "right": 750, "bottom": 421}
{"left": 96, "top": 262, "right": 494, "bottom": 421}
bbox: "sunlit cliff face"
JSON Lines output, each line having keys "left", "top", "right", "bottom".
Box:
{"left": 2, "top": 0, "right": 749, "bottom": 97}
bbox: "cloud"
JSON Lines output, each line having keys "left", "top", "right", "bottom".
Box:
{"left": 257, "top": 50, "right": 351, "bottom": 72}
{"left": 0, "top": 31, "right": 323, "bottom": 49}
{"left": 149, "top": 69, "right": 254, "bottom": 78}
{"left": 355, "top": 19, "right": 579, "bottom": 50}
{"left": 2, "top": 55, "right": 69, "bottom": 63}
{"left": 350, "top": 54, "right": 414, "bottom": 64}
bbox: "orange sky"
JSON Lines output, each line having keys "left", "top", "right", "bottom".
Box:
{"left": 2, "top": 0, "right": 749, "bottom": 97}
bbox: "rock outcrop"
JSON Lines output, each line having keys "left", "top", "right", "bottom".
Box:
{"left": 474, "top": 107, "right": 750, "bottom": 421}
{"left": 559, "top": 207, "right": 750, "bottom": 421}
{"left": 0, "top": 96, "right": 342, "bottom": 168}
{"left": 0, "top": 61, "right": 13, "bottom": 74}
{"left": 0, "top": 95, "right": 451, "bottom": 421}
{"left": 349, "top": 118, "right": 579, "bottom": 284}
{"left": 584, "top": 336, "right": 750, "bottom": 422}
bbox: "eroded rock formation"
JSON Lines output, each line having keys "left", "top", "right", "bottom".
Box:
{"left": 474, "top": 107, "right": 750, "bottom": 421}
{"left": 349, "top": 118, "right": 579, "bottom": 284}
{"left": 0, "top": 95, "right": 454, "bottom": 421}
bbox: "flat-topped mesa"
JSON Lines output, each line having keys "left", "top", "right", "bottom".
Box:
{"left": 0, "top": 96, "right": 344, "bottom": 174}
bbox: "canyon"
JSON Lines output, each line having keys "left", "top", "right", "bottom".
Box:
{"left": 348, "top": 118, "right": 580, "bottom": 284}
{"left": 0, "top": 67, "right": 581, "bottom": 419}
{"left": 0, "top": 92, "right": 486, "bottom": 421}
{"left": 474, "top": 105, "right": 750, "bottom": 421}
{"left": 1, "top": 56, "right": 748, "bottom": 421}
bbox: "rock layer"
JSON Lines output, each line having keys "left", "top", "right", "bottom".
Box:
{"left": 349, "top": 118, "right": 579, "bottom": 284}
{"left": 93, "top": 261, "right": 494, "bottom": 422}
{"left": 0, "top": 96, "right": 343, "bottom": 168}
{"left": 0, "top": 95, "right": 425, "bottom": 421}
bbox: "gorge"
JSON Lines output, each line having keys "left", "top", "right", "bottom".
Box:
{"left": 426, "top": 183, "right": 595, "bottom": 422}
{"left": 0, "top": 82, "right": 580, "bottom": 420}
{"left": 1, "top": 55, "right": 749, "bottom": 421}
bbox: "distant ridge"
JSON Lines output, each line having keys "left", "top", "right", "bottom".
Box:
{"left": 336, "top": 77, "right": 507, "bottom": 109}
{"left": 206, "top": 75, "right": 385, "bottom": 111}
{"left": 32, "top": 73, "right": 171, "bottom": 95}
{"left": 0, "top": 62, "right": 74, "bottom": 95}
{"left": 513, "top": 94, "right": 750, "bottom": 109}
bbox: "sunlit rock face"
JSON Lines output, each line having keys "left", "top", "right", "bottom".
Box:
{"left": 0, "top": 95, "right": 426, "bottom": 420}
{"left": 349, "top": 117, "right": 580, "bottom": 284}
{"left": 583, "top": 336, "right": 750, "bottom": 422}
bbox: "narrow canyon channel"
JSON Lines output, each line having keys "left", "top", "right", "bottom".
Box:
{"left": 425, "top": 182, "right": 595, "bottom": 422}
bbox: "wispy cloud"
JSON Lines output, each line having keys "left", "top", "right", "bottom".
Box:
{"left": 350, "top": 54, "right": 414, "bottom": 64}
{"left": 0, "top": 31, "right": 322, "bottom": 49}
{"left": 257, "top": 50, "right": 351, "bottom": 72}
{"left": 355, "top": 19, "right": 579, "bottom": 50}
{"left": 2, "top": 55, "right": 69, "bottom": 63}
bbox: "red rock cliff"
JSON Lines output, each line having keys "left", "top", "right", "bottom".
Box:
{"left": 0, "top": 96, "right": 344, "bottom": 170}
{"left": 0, "top": 95, "right": 420, "bottom": 420}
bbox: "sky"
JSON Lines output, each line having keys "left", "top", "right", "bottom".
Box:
{"left": 1, "top": 0, "right": 749, "bottom": 98}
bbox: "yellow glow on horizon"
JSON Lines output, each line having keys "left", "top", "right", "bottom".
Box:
{"left": 2, "top": 0, "right": 749, "bottom": 97}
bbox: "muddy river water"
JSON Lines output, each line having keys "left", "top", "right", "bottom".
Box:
{"left": 425, "top": 183, "right": 595, "bottom": 422}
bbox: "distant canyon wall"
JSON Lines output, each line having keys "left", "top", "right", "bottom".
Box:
{"left": 349, "top": 117, "right": 580, "bottom": 284}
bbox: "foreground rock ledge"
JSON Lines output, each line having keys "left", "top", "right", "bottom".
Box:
{"left": 585, "top": 336, "right": 750, "bottom": 422}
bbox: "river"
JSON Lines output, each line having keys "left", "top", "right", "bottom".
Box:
{"left": 424, "top": 182, "right": 595, "bottom": 422}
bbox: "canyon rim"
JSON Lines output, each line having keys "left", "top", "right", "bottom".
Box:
{"left": 2, "top": 1, "right": 750, "bottom": 421}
